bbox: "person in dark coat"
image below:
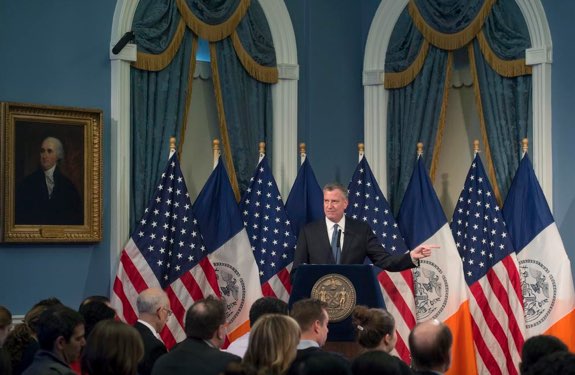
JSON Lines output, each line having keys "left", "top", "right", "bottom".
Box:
{"left": 152, "top": 296, "right": 240, "bottom": 375}
{"left": 292, "top": 183, "right": 435, "bottom": 278}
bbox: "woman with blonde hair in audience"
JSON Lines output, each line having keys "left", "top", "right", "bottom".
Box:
{"left": 350, "top": 305, "right": 411, "bottom": 375}
{"left": 81, "top": 320, "right": 144, "bottom": 375}
{"left": 225, "top": 314, "right": 301, "bottom": 375}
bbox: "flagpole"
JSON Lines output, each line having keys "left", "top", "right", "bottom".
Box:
{"left": 213, "top": 139, "right": 220, "bottom": 169}
{"left": 299, "top": 143, "right": 306, "bottom": 166}
{"left": 358, "top": 143, "right": 364, "bottom": 162}
{"left": 473, "top": 139, "right": 480, "bottom": 155}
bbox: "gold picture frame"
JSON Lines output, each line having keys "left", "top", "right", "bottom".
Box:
{"left": 1, "top": 102, "right": 102, "bottom": 242}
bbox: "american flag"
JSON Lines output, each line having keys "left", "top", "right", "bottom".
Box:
{"left": 451, "top": 153, "right": 525, "bottom": 375}
{"left": 239, "top": 155, "right": 296, "bottom": 301}
{"left": 346, "top": 156, "right": 416, "bottom": 363}
{"left": 111, "top": 153, "right": 221, "bottom": 348}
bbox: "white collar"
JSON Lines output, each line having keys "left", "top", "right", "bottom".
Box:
{"left": 137, "top": 319, "right": 161, "bottom": 340}
{"left": 325, "top": 216, "right": 345, "bottom": 230}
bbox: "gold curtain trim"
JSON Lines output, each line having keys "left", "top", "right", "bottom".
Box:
{"left": 468, "top": 43, "right": 503, "bottom": 206}
{"left": 177, "top": 36, "right": 199, "bottom": 157}
{"left": 430, "top": 51, "right": 453, "bottom": 182}
{"left": 231, "top": 31, "right": 278, "bottom": 83}
{"left": 408, "top": 0, "right": 496, "bottom": 51}
{"left": 384, "top": 40, "right": 430, "bottom": 89}
{"left": 477, "top": 31, "right": 532, "bottom": 77}
{"left": 209, "top": 43, "right": 241, "bottom": 201}
{"left": 177, "top": 0, "right": 250, "bottom": 42}
{"left": 133, "top": 19, "right": 187, "bottom": 71}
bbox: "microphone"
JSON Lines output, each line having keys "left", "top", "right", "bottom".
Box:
{"left": 112, "top": 31, "right": 135, "bottom": 55}
{"left": 337, "top": 228, "right": 342, "bottom": 249}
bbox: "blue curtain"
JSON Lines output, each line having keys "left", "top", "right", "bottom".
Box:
{"left": 130, "top": 0, "right": 194, "bottom": 231}
{"left": 471, "top": 0, "right": 532, "bottom": 198}
{"left": 129, "top": 0, "right": 277, "bottom": 230}
{"left": 385, "top": 0, "right": 531, "bottom": 212}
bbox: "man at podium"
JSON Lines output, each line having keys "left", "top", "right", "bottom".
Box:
{"left": 292, "top": 183, "right": 434, "bottom": 276}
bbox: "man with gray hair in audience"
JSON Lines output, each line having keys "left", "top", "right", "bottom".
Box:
{"left": 151, "top": 295, "right": 240, "bottom": 375}
{"left": 134, "top": 287, "right": 171, "bottom": 375}
{"left": 408, "top": 319, "right": 453, "bottom": 375}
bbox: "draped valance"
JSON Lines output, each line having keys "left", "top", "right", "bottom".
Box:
{"left": 385, "top": 0, "right": 531, "bottom": 89}
{"left": 384, "top": 0, "right": 532, "bottom": 213}
{"left": 131, "top": 0, "right": 278, "bottom": 83}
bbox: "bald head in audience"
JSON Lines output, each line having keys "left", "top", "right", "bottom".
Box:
{"left": 408, "top": 319, "right": 452, "bottom": 374}
{"left": 137, "top": 288, "right": 171, "bottom": 334}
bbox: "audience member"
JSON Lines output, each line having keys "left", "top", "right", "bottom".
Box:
{"left": 288, "top": 299, "right": 350, "bottom": 374}
{"left": 227, "top": 297, "right": 289, "bottom": 358}
{"left": 289, "top": 299, "right": 329, "bottom": 359}
{"left": 351, "top": 350, "right": 412, "bottom": 375}
{"left": 0, "top": 305, "right": 13, "bottom": 375}
{"left": 152, "top": 295, "right": 240, "bottom": 375}
{"left": 351, "top": 305, "right": 396, "bottom": 352}
{"left": 21, "top": 305, "right": 85, "bottom": 375}
{"left": 351, "top": 306, "right": 411, "bottom": 374}
{"left": 288, "top": 351, "right": 352, "bottom": 375}
{"left": 69, "top": 299, "right": 117, "bottom": 374}
{"left": 133, "top": 288, "right": 170, "bottom": 375}
{"left": 408, "top": 320, "right": 452, "bottom": 375}
{"left": 225, "top": 314, "right": 300, "bottom": 375}
{"left": 78, "top": 295, "right": 112, "bottom": 309}
{"left": 522, "top": 351, "right": 575, "bottom": 375}
{"left": 519, "top": 334, "right": 568, "bottom": 375}
{"left": 81, "top": 320, "right": 144, "bottom": 375}
{"left": 4, "top": 298, "right": 63, "bottom": 375}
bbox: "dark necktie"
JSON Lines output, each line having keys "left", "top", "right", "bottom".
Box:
{"left": 331, "top": 223, "right": 340, "bottom": 264}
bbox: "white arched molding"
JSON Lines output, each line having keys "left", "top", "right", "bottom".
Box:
{"left": 363, "top": 0, "right": 553, "bottom": 207}
{"left": 109, "top": 0, "right": 299, "bottom": 283}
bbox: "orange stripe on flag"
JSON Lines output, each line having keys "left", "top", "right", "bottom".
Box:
{"left": 445, "top": 301, "right": 477, "bottom": 375}
{"left": 544, "top": 309, "right": 575, "bottom": 352}
{"left": 228, "top": 317, "right": 251, "bottom": 343}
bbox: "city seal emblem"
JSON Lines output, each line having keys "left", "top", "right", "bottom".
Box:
{"left": 519, "top": 259, "right": 557, "bottom": 329}
{"left": 311, "top": 274, "right": 356, "bottom": 322}
{"left": 413, "top": 260, "right": 449, "bottom": 320}
{"left": 213, "top": 262, "right": 247, "bottom": 324}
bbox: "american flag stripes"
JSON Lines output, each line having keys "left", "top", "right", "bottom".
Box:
{"left": 346, "top": 156, "right": 416, "bottom": 363}
{"left": 451, "top": 153, "right": 525, "bottom": 375}
{"left": 111, "top": 153, "right": 221, "bottom": 348}
{"left": 239, "top": 155, "right": 297, "bottom": 301}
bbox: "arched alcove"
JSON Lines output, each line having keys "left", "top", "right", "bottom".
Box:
{"left": 108, "top": 0, "right": 299, "bottom": 280}
{"left": 363, "top": 0, "right": 552, "bottom": 206}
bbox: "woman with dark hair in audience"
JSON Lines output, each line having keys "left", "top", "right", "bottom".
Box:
{"left": 0, "top": 305, "right": 13, "bottom": 375}
{"left": 350, "top": 305, "right": 412, "bottom": 375}
{"left": 225, "top": 314, "right": 301, "bottom": 375}
{"left": 81, "top": 320, "right": 143, "bottom": 375}
{"left": 3, "top": 298, "right": 62, "bottom": 375}
{"left": 519, "top": 334, "right": 568, "bottom": 375}
{"left": 69, "top": 300, "right": 117, "bottom": 375}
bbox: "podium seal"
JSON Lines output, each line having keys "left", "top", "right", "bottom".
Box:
{"left": 311, "top": 274, "right": 357, "bottom": 322}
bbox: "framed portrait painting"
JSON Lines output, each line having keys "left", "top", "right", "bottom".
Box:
{"left": 1, "top": 102, "right": 102, "bottom": 242}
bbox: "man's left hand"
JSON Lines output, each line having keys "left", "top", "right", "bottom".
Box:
{"left": 410, "top": 244, "right": 439, "bottom": 260}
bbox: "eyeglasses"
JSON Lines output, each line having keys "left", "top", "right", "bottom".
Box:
{"left": 158, "top": 306, "right": 172, "bottom": 317}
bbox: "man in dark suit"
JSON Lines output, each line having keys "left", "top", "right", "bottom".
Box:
{"left": 151, "top": 296, "right": 240, "bottom": 375}
{"left": 292, "top": 183, "right": 435, "bottom": 275}
{"left": 288, "top": 298, "right": 350, "bottom": 373}
{"left": 134, "top": 288, "right": 170, "bottom": 375}
{"left": 15, "top": 136, "right": 83, "bottom": 225}
{"left": 408, "top": 319, "right": 452, "bottom": 375}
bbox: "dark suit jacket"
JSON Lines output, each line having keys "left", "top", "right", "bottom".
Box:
{"left": 15, "top": 166, "right": 83, "bottom": 225}
{"left": 134, "top": 321, "right": 167, "bottom": 375}
{"left": 151, "top": 337, "right": 240, "bottom": 375}
{"left": 292, "top": 217, "right": 415, "bottom": 273}
{"left": 288, "top": 347, "right": 351, "bottom": 375}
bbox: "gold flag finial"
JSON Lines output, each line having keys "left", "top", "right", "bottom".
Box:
{"left": 259, "top": 142, "right": 266, "bottom": 154}
{"left": 522, "top": 138, "right": 529, "bottom": 154}
{"left": 358, "top": 143, "right": 365, "bottom": 153}
{"left": 169, "top": 137, "right": 176, "bottom": 153}
{"left": 473, "top": 139, "right": 480, "bottom": 153}
{"left": 417, "top": 142, "right": 424, "bottom": 156}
